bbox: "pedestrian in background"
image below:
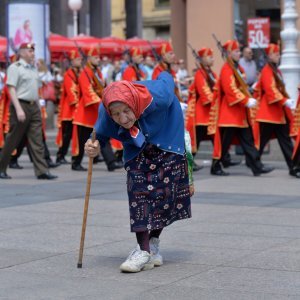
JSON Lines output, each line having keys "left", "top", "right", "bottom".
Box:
{"left": 143, "top": 56, "right": 154, "bottom": 80}
{"left": 0, "top": 43, "right": 57, "bottom": 179}
{"left": 239, "top": 46, "right": 257, "bottom": 86}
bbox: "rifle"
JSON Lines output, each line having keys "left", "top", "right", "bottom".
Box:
{"left": 147, "top": 40, "right": 161, "bottom": 63}
{"left": 212, "top": 34, "right": 256, "bottom": 123}
{"left": 213, "top": 34, "right": 251, "bottom": 98}
{"left": 187, "top": 43, "right": 201, "bottom": 69}
{"left": 148, "top": 40, "right": 184, "bottom": 102}
{"left": 255, "top": 42, "right": 289, "bottom": 98}
{"left": 73, "top": 40, "right": 104, "bottom": 97}
{"left": 187, "top": 42, "right": 216, "bottom": 90}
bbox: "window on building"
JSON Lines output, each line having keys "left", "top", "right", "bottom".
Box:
{"left": 155, "top": 0, "right": 170, "bottom": 8}
{"left": 156, "top": 26, "right": 170, "bottom": 40}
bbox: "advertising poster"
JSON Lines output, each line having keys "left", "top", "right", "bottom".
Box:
{"left": 247, "top": 18, "right": 270, "bottom": 49}
{"left": 7, "top": 3, "right": 49, "bottom": 61}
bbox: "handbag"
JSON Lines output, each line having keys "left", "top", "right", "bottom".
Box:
{"left": 41, "top": 81, "right": 56, "bottom": 101}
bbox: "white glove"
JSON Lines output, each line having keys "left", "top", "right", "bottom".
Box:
{"left": 284, "top": 99, "right": 294, "bottom": 109}
{"left": 39, "top": 99, "right": 46, "bottom": 107}
{"left": 245, "top": 98, "right": 257, "bottom": 108}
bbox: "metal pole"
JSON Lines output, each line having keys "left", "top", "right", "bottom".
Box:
{"left": 73, "top": 10, "right": 78, "bottom": 36}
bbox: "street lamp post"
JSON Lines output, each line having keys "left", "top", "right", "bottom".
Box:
{"left": 68, "top": 0, "right": 83, "bottom": 37}
{"left": 280, "top": 0, "right": 300, "bottom": 107}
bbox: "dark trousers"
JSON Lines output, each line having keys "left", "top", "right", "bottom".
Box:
{"left": 195, "top": 125, "right": 213, "bottom": 151}
{"left": 0, "top": 102, "right": 48, "bottom": 176}
{"left": 259, "top": 122, "right": 293, "bottom": 170}
{"left": 72, "top": 125, "right": 116, "bottom": 167}
{"left": 293, "top": 145, "right": 300, "bottom": 169}
{"left": 196, "top": 125, "right": 232, "bottom": 163}
{"left": 10, "top": 130, "right": 50, "bottom": 163}
{"left": 219, "top": 127, "right": 262, "bottom": 173}
{"left": 56, "top": 120, "right": 73, "bottom": 159}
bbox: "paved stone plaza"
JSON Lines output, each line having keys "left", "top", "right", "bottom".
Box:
{"left": 0, "top": 153, "right": 299, "bottom": 299}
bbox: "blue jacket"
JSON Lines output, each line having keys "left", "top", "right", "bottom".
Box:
{"left": 94, "top": 71, "right": 185, "bottom": 163}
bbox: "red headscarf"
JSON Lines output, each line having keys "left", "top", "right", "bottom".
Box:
{"left": 102, "top": 81, "right": 152, "bottom": 119}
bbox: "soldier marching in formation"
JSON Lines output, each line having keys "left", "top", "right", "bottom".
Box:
{"left": 0, "top": 37, "right": 299, "bottom": 180}
{"left": 56, "top": 49, "right": 82, "bottom": 165}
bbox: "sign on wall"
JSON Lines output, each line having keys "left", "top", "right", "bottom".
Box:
{"left": 247, "top": 18, "right": 270, "bottom": 48}
{"left": 7, "top": 3, "right": 49, "bottom": 62}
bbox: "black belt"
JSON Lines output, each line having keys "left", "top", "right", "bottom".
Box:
{"left": 19, "top": 99, "right": 36, "bottom": 105}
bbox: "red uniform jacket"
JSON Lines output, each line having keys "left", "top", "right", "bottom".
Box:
{"left": 60, "top": 68, "right": 80, "bottom": 121}
{"left": 152, "top": 63, "right": 176, "bottom": 80}
{"left": 218, "top": 62, "right": 249, "bottom": 127}
{"left": 152, "top": 63, "right": 183, "bottom": 102}
{"left": 122, "top": 65, "right": 146, "bottom": 81}
{"left": 256, "top": 64, "right": 288, "bottom": 124}
{"left": 292, "top": 93, "right": 300, "bottom": 160}
{"left": 194, "top": 68, "right": 217, "bottom": 125}
{"left": 73, "top": 65, "right": 103, "bottom": 128}
{"left": 0, "top": 80, "right": 11, "bottom": 148}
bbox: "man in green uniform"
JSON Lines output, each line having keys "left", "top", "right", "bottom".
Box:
{"left": 0, "top": 43, "right": 57, "bottom": 179}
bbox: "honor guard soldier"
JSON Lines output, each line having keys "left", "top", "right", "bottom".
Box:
{"left": 291, "top": 89, "right": 300, "bottom": 178}
{"left": 122, "top": 47, "right": 146, "bottom": 81}
{"left": 56, "top": 49, "right": 82, "bottom": 164}
{"left": 152, "top": 42, "right": 183, "bottom": 102}
{"left": 0, "top": 43, "right": 57, "bottom": 179}
{"left": 255, "top": 44, "right": 296, "bottom": 177}
{"left": 0, "top": 78, "right": 11, "bottom": 151}
{"left": 152, "top": 42, "right": 176, "bottom": 80}
{"left": 186, "top": 47, "right": 239, "bottom": 171}
{"left": 186, "top": 48, "right": 217, "bottom": 171}
{"left": 210, "top": 40, "right": 273, "bottom": 176}
{"left": 71, "top": 47, "right": 121, "bottom": 171}
{"left": 0, "top": 55, "right": 18, "bottom": 153}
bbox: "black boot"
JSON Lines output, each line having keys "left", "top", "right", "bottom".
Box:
{"left": 107, "top": 161, "right": 123, "bottom": 171}
{"left": 56, "top": 156, "right": 70, "bottom": 164}
{"left": 9, "top": 159, "right": 24, "bottom": 169}
{"left": 289, "top": 168, "right": 300, "bottom": 178}
{"left": 193, "top": 160, "right": 203, "bottom": 172}
{"left": 46, "top": 158, "right": 60, "bottom": 168}
{"left": 211, "top": 159, "right": 229, "bottom": 176}
{"left": 221, "top": 152, "right": 241, "bottom": 168}
{"left": 252, "top": 165, "right": 274, "bottom": 176}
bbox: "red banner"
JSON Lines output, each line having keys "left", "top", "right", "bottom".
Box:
{"left": 247, "top": 18, "right": 270, "bottom": 48}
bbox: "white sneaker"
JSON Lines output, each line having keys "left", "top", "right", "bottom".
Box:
{"left": 120, "top": 248, "right": 154, "bottom": 273}
{"left": 149, "top": 237, "right": 163, "bottom": 266}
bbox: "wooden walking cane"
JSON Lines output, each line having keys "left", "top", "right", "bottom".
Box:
{"left": 77, "top": 129, "right": 96, "bottom": 268}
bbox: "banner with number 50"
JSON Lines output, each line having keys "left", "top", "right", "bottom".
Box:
{"left": 247, "top": 18, "right": 270, "bottom": 49}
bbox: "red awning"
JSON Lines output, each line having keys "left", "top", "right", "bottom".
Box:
{"left": 126, "top": 37, "right": 150, "bottom": 53}
{"left": 48, "top": 33, "right": 75, "bottom": 62}
{"left": 99, "top": 36, "right": 126, "bottom": 55}
{"left": 0, "top": 36, "right": 7, "bottom": 62}
{"left": 150, "top": 38, "right": 168, "bottom": 49}
{"left": 70, "top": 35, "right": 101, "bottom": 51}
{"left": 48, "top": 33, "right": 74, "bottom": 52}
{"left": 126, "top": 37, "right": 168, "bottom": 56}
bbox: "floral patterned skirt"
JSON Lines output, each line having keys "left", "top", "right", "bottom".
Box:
{"left": 125, "top": 144, "right": 191, "bottom": 232}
